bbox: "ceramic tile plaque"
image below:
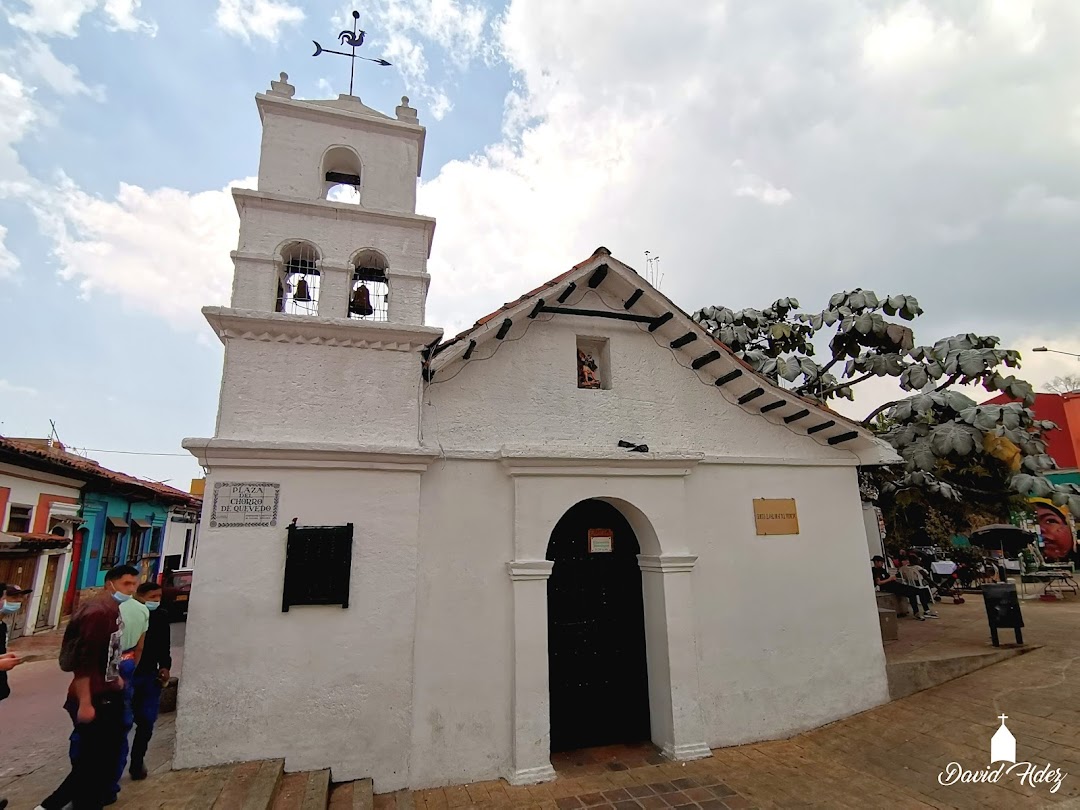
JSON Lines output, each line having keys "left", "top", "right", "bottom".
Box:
{"left": 209, "top": 482, "right": 281, "bottom": 528}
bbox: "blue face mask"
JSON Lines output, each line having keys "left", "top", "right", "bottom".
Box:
{"left": 1, "top": 600, "right": 20, "bottom": 614}
{"left": 112, "top": 592, "right": 132, "bottom": 603}
{"left": 144, "top": 601, "right": 160, "bottom": 611}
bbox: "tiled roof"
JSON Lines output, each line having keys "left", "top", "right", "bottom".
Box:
{"left": 1, "top": 532, "right": 72, "bottom": 549}
{"left": 0, "top": 436, "right": 202, "bottom": 508}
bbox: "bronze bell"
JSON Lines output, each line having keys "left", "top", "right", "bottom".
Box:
{"left": 293, "top": 276, "right": 311, "bottom": 302}
{"left": 350, "top": 282, "right": 374, "bottom": 316}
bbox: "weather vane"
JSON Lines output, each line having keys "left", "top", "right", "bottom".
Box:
{"left": 312, "top": 10, "right": 391, "bottom": 97}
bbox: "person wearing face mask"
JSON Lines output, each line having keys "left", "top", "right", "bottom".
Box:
{"left": 123, "top": 582, "right": 172, "bottom": 781}
{"left": 34, "top": 564, "right": 137, "bottom": 810}
{"left": 108, "top": 579, "right": 150, "bottom": 799}
{"left": 0, "top": 582, "right": 30, "bottom": 703}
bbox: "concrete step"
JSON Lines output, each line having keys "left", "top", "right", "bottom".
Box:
{"left": 886, "top": 646, "right": 1037, "bottom": 700}
{"left": 213, "top": 759, "right": 286, "bottom": 809}
{"left": 328, "top": 777, "right": 374, "bottom": 810}
{"left": 271, "top": 768, "right": 332, "bottom": 810}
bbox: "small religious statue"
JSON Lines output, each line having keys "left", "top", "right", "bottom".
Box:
{"left": 578, "top": 349, "right": 601, "bottom": 389}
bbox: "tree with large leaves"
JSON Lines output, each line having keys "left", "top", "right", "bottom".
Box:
{"left": 692, "top": 291, "right": 1080, "bottom": 543}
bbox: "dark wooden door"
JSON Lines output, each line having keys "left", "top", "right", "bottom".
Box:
{"left": 547, "top": 499, "right": 650, "bottom": 752}
{"left": 36, "top": 554, "right": 60, "bottom": 628}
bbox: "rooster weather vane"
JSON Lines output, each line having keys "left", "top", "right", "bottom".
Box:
{"left": 312, "top": 10, "right": 392, "bottom": 96}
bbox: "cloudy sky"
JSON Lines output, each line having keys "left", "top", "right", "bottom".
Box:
{"left": 1, "top": 0, "right": 1079, "bottom": 486}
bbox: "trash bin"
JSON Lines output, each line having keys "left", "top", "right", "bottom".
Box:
{"left": 982, "top": 583, "right": 1024, "bottom": 647}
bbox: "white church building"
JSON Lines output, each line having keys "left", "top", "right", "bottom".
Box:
{"left": 178, "top": 73, "right": 900, "bottom": 793}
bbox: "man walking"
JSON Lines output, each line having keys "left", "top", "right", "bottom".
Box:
{"left": 110, "top": 582, "right": 150, "bottom": 797}
{"left": 35, "top": 564, "right": 138, "bottom": 810}
{"left": 126, "top": 582, "right": 172, "bottom": 780}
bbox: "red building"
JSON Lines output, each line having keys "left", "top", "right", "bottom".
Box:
{"left": 983, "top": 392, "right": 1080, "bottom": 474}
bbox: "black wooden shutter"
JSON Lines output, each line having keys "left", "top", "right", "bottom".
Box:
{"left": 282, "top": 523, "right": 353, "bottom": 612}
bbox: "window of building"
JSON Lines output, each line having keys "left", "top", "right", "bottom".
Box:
{"left": 127, "top": 521, "right": 151, "bottom": 564}
{"left": 349, "top": 249, "right": 390, "bottom": 322}
{"left": 275, "top": 241, "right": 321, "bottom": 316}
{"left": 150, "top": 527, "right": 163, "bottom": 554}
{"left": 576, "top": 336, "right": 611, "bottom": 390}
{"left": 101, "top": 516, "right": 128, "bottom": 569}
{"left": 5, "top": 504, "right": 32, "bottom": 533}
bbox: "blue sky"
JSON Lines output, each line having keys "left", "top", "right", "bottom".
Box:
{"left": 3, "top": 0, "right": 1080, "bottom": 487}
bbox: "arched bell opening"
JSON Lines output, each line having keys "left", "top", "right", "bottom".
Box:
{"left": 275, "top": 241, "right": 322, "bottom": 316}
{"left": 545, "top": 498, "right": 650, "bottom": 753}
{"left": 321, "top": 145, "right": 363, "bottom": 204}
{"left": 349, "top": 248, "right": 390, "bottom": 321}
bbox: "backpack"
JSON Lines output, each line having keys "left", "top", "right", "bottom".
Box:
{"left": 58, "top": 623, "right": 80, "bottom": 673}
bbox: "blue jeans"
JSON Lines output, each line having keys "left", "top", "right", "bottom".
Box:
{"left": 111, "top": 657, "right": 137, "bottom": 795}
{"left": 42, "top": 693, "right": 125, "bottom": 810}
{"left": 129, "top": 671, "right": 162, "bottom": 767}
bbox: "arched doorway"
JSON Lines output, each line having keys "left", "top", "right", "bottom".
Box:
{"left": 546, "top": 499, "right": 650, "bottom": 752}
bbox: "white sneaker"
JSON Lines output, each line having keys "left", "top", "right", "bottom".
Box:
{"left": 914, "top": 614, "right": 926, "bottom": 621}
{"left": 925, "top": 611, "right": 939, "bottom": 618}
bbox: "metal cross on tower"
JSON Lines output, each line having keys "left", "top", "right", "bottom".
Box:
{"left": 312, "top": 9, "right": 392, "bottom": 96}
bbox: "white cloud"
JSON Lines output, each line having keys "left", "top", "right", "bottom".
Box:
{"left": 413, "top": 0, "right": 1080, "bottom": 398}
{"left": 0, "top": 225, "right": 19, "bottom": 277}
{"left": 0, "top": 72, "right": 37, "bottom": 197}
{"left": 732, "top": 160, "right": 793, "bottom": 206}
{"left": 862, "top": 1, "right": 969, "bottom": 73}
{"left": 5, "top": 0, "right": 154, "bottom": 36}
{"left": 0, "top": 378, "right": 38, "bottom": 397}
{"left": 216, "top": 0, "right": 304, "bottom": 44}
{"left": 29, "top": 175, "right": 254, "bottom": 331}
{"left": 102, "top": 0, "right": 156, "bottom": 34}
{"left": 1004, "top": 184, "right": 1080, "bottom": 223}
{"left": 5, "top": 38, "right": 105, "bottom": 99}
{"left": 359, "top": 0, "right": 491, "bottom": 118}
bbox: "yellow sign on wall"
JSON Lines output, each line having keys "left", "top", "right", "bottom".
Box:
{"left": 753, "top": 499, "right": 799, "bottom": 536}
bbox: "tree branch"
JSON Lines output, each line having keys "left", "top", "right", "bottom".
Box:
{"left": 818, "top": 371, "right": 875, "bottom": 398}
{"left": 859, "top": 372, "right": 963, "bottom": 426}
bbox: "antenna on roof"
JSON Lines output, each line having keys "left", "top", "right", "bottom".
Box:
{"left": 48, "top": 419, "right": 60, "bottom": 448}
{"left": 644, "top": 251, "right": 663, "bottom": 290}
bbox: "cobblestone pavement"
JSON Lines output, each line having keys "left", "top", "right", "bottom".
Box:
{"left": 3, "top": 601, "right": 1079, "bottom": 808}
{"left": 395, "top": 597, "right": 1080, "bottom": 809}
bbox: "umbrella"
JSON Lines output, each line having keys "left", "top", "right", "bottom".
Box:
{"left": 968, "top": 524, "right": 1036, "bottom": 557}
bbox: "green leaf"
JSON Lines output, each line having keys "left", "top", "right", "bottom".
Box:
{"left": 901, "top": 365, "right": 929, "bottom": 391}
{"left": 854, "top": 313, "right": 874, "bottom": 334}
{"left": 929, "top": 423, "right": 981, "bottom": 456}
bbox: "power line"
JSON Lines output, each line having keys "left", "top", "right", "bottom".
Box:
{"left": 72, "top": 448, "right": 192, "bottom": 458}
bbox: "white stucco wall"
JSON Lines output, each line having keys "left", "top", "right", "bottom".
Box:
{"left": 175, "top": 465, "right": 424, "bottom": 789}
{"left": 685, "top": 464, "right": 888, "bottom": 746}
{"left": 162, "top": 513, "right": 198, "bottom": 569}
{"left": 426, "top": 292, "right": 856, "bottom": 463}
{"left": 214, "top": 339, "right": 423, "bottom": 446}
{"left": 255, "top": 95, "right": 423, "bottom": 213}
{"left": 0, "top": 466, "right": 81, "bottom": 533}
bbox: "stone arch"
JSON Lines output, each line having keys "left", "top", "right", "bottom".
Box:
{"left": 348, "top": 247, "right": 390, "bottom": 320}
{"left": 506, "top": 480, "right": 709, "bottom": 784}
{"left": 321, "top": 144, "right": 363, "bottom": 204}
{"left": 274, "top": 239, "right": 322, "bottom": 316}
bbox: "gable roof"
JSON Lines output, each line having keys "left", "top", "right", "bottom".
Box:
{"left": 428, "top": 247, "right": 898, "bottom": 465}
{"left": 0, "top": 437, "right": 202, "bottom": 509}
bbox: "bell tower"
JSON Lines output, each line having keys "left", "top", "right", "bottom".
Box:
{"left": 196, "top": 73, "right": 443, "bottom": 448}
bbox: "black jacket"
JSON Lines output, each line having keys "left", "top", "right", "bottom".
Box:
{"left": 134, "top": 607, "right": 172, "bottom": 676}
